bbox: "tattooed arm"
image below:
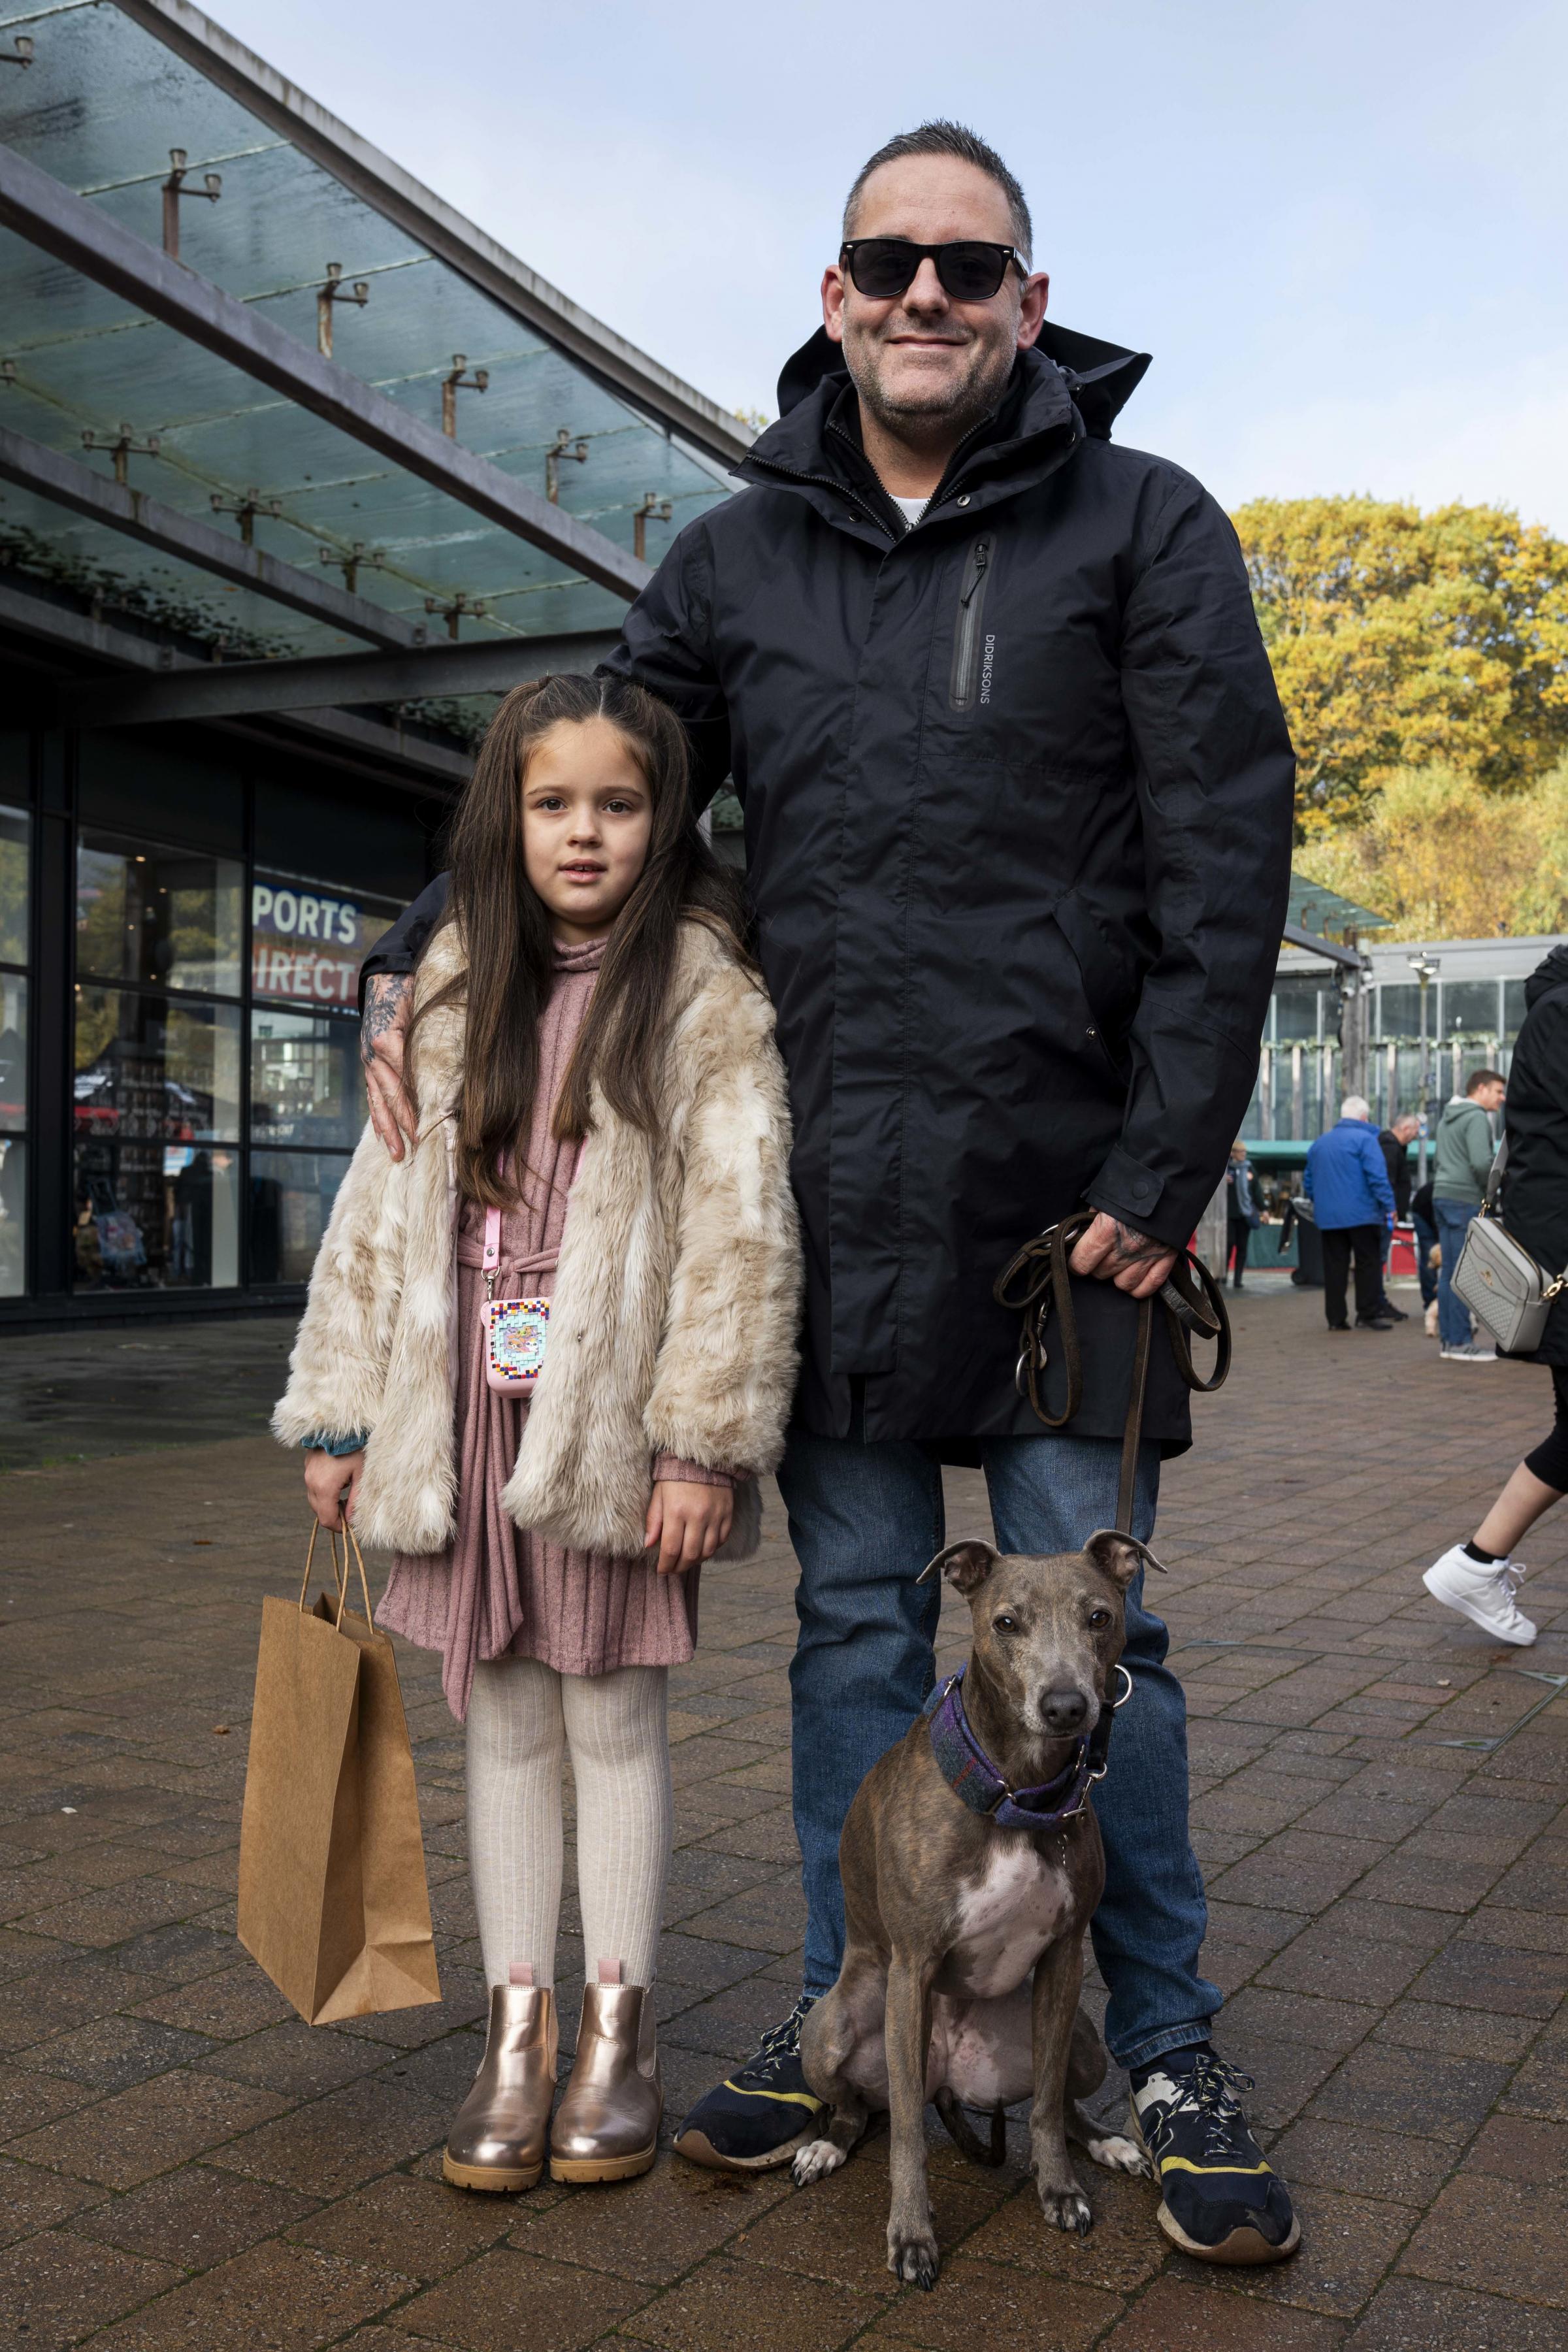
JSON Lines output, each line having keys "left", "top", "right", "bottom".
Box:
{"left": 361, "top": 971, "right": 417, "bottom": 1160}
{"left": 1068, "top": 1212, "right": 1177, "bottom": 1299}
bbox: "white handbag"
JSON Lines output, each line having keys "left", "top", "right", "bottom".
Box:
{"left": 1452, "top": 1138, "right": 1567, "bottom": 1354}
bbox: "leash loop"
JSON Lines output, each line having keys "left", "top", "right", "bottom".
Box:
{"left": 993, "top": 1207, "right": 1232, "bottom": 1534}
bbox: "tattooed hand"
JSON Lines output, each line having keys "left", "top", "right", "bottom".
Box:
{"left": 1068, "top": 1211, "right": 1177, "bottom": 1299}
{"left": 361, "top": 972, "right": 417, "bottom": 1160}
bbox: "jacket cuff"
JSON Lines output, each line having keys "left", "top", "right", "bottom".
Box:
{"left": 301, "top": 1430, "right": 369, "bottom": 1457}
{"left": 653, "top": 1453, "right": 736, "bottom": 1490}
{"left": 1084, "top": 1145, "right": 1173, "bottom": 1241}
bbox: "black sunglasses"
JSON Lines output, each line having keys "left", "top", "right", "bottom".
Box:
{"left": 839, "top": 238, "right": 1024, "bottom": 303}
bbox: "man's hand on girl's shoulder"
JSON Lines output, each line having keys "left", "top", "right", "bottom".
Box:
{"left": 363, "top": 973, "right": 418, "bottom": 1160}
{"left": 645, "top": 1480, "right": 734, "bottom": 1575}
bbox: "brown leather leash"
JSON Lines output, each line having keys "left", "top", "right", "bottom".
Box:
{"left": 992, "top": 1207, "right": 1232, "bottom": 1535}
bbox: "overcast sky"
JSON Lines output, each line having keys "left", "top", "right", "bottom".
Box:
{"left": 217, "top": 0, "right": 1568, "bottom": 532}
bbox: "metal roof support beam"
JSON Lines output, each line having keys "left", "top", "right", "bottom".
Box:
{"left": 0, "top": 576, "right": 470, "bottom": 787}
{"left": 0, "top": 423, "right": 428, "bottom": 651}
{"left": 1282, "top": 922, "right": 1367, "bottom": 973}
{"left": 0, "top": 145, "right": 653, "bottom": 604}
{"left": 118, "top": 0, "right": 755, "bottom": 476}
{"left": 71, "top": 629, "right": 622, "bottom": 726}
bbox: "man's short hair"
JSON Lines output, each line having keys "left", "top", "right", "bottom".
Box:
{"left": 843, "top": 122, "right": 1034, "bottom": 263}
{"left": 1341, "top": 1094, "right": 1372, "bottom": 1122}
{"left": 1466, "top": 1068, "right": 1506, "bottom": 1095}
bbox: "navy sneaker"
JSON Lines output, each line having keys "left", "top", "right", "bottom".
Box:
{"left": 1130, "top": 2048, "right": 1299, "bottom": 2264}
{"left": 673, "top": 1994, "right": 825, "bottom": 2171}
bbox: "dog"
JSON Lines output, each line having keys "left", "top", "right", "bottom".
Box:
{"left": 792, "top": 1529, "right": 1158, "bottom": 2289}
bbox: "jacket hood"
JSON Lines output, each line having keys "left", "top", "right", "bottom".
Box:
{"left": 773, "top": 321, "right": 1150, "bottom": 438}
{"left": 1437, "top": 1096, "right": 1486, "bottom": 1124}
{"left": 1526, "top": 942, "right": 1568, "bottom": 1008}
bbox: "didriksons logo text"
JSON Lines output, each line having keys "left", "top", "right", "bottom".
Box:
{"left": 979, "top": 633, "right": 997, "bottom": 706}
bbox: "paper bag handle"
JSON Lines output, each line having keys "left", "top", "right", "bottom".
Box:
{"left": 299, "top": 1518, "right": 374, "bottom": 1630}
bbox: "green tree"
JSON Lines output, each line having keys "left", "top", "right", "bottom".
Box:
{"left": 1232, "top": 497, "right": 1568, "bottom": 836}
{"left": 1305, "top": 757, "right": 1568, "bottom": 941}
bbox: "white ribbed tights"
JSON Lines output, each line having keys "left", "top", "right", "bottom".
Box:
{"left": 465, "top": 1656, "right": 672, "bottom": 1991}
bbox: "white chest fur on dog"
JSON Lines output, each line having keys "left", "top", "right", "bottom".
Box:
{"left": 934, "top": 1836, "right": 1070, "bottom": 2002}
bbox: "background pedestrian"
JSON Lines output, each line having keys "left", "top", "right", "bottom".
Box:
{"left": 1424, "top": 949, "right": 1568, "bottom": 1639}
{"left": 1302, "top": 1095, "right": 1397, "bottom": 1333}
{"left": 1433, "top": 1069, "right": 1507, "bottom": 1362}
{"left": 1375, "top": 1110, "right": 1419, "bottom": 1320}
{"left": 1224, "top": 1139, "right": 1262, "bottom": 1290}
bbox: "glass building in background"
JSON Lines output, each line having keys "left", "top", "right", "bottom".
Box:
{"left": 0, "top": 0, "right": 748, "bottom": 1328}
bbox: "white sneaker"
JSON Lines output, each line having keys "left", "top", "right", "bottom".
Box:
{"left": 1441, "top": 1341, "right": 1497, "bottom": 1361}
{"left": 1424, "top": 1300, "right": 1440, "bottom": 1338}
{"left": 1422, "top": 1545, "right": 1537, "bottom": 1644}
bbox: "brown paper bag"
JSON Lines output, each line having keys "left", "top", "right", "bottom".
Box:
{"left": 238, "top": 1524, "right": 441, "bottom": 2024}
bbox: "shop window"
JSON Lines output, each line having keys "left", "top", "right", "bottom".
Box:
{"left": 73, "top": 992, "right": 241, "bottom": 1292}
{"left": 1273, "top": 978, "right": 1322, "bottom": 1041}
{"left": 1503, "top": 980, "right": 1528, "bottom": 1041}
{"left": 250, "top": 1150, "right": 351, "bottom": 1286}
{"left": 0, "top": 804, "right": 27, "bottom": 1301}
{"left": 1377, "top": 984, "right": 1424, "bottom": 1041}
{"left": 0, "top": 802, "right": 27, "bottom": 966}
{"left": 250, "top": 875, "right": 397, "bottom": 1014}
{"left": 251, "top": 1008, "right": 365, "bottom": 1150}
{"left": 76, "top": 832, "right": 244, "bottom": 998}
{"left": 72, "top": 1143, "right": 240, "bottom": 1292}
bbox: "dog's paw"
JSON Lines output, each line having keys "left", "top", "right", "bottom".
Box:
{"left": 1039, "top": 2183, "right": 1094, "bottom": 2236}
{"left": 1086, "top": 2130, "right": 1152, "bottom": 2178}
{"left": 887, "top": 2219, "right": 941, "bottom": 2291}
{"left": 791, "top": 2137, "right": 846, "bottom": 2187}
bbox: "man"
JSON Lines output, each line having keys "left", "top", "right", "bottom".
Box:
{"left": 1224, "top": 1139, "right": 1262, "bottom": 1290}
{"left": 361, "top": 123, "right": 1297, "bottom": 2261}
{"left": 1432, "top": 1070, "right": 1507, "bottom": 1362}
{"left": 1374, "top": 1110, "right": 1420, "bottom": 1320}
{"left": 1302, "top": 1097, "right": 1397, "bottom": 1331}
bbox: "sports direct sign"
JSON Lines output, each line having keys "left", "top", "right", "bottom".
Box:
{"left": 250, "top": 879, "right": 395, "bottom": 1009}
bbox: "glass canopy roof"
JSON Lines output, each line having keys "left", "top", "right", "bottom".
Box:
{"left": 1287, "top": 875, "right": 1391, "bottom": 940}
{"left": 0, "top": 0, "right": 745, "bottom": 737}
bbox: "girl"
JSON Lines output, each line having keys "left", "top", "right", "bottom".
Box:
{"left": 274, "top": 673, "right": 800, "bottom": 2192}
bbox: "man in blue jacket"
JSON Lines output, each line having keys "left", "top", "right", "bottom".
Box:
{"left": 1303, "top": 1096, "right": 1397, "bottom": 1332}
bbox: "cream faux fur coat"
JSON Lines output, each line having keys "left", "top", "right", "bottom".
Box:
{"left": 274, "top": 917, "right": 801, "bottom": 1560}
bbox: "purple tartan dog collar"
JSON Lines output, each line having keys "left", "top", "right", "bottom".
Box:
{"left": 923, "top": 1663, "right": 1126, "bottom": 1833}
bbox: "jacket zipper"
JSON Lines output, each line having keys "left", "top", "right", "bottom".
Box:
{"left": 949, "top": 538, "right": 992, "bottom": 710}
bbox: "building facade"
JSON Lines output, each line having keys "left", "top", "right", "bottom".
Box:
{"left": 0, "top": 0, "right": 748, "bottom": 1328}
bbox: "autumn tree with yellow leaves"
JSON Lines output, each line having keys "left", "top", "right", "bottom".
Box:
{"left": 1232, "top": 497, "right": 1568, "bottom": 840}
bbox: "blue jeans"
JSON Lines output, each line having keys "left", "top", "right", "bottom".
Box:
{"left": 1435, "top": 1198, "right": 1480, "bottom": 1345}
{"left": 1413, "top": 1210, "right": 1440, "bottom": 1309}
{"left": 777, "top": 1428, "right": 1220, "bottom": 2072}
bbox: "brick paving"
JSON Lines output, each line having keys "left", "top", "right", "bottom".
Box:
{"left": 1, "top": 1283, "right": 1565, "bottom": 2350}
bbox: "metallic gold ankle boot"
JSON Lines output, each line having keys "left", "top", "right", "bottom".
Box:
{"left": 549, "top": 1982, "right": 661, "bottom": 2183}
{"left": 443, "top": 1981, "right": 557, "bottom": 2192}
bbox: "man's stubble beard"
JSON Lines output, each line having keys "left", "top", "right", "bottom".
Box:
{"left": 844, "top": 317, "right": 1018, "bottom": 453}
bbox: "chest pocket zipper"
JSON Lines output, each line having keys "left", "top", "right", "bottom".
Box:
{"left": 949, "top": 537, "right": 992, "bottom": 711}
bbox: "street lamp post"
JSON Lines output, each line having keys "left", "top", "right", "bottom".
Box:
{"left": 1409, "top": 951, "right": 1441, "bottom": 1183}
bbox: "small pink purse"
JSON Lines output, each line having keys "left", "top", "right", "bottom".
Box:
{"left": 481, "top": 1201, "right": 552, "bottom": 1394}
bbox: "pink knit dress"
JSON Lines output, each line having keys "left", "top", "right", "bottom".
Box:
{"left": 376, "top": 936, "right": 717, "bottom": 1720}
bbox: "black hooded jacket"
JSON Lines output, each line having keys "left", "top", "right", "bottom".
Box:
{"left": 1501, "top": 943, "right": 1568, "bottom": 1366}
{"left": 365, "top": 324, "right": 1296, "bottom": 1448}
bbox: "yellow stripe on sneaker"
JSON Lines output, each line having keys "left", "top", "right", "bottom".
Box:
{"left": 719, "top": 2083, "right": 824, "bottom": 2110}
{"left": 1158, "top": 2156, "right": 1274, "bottom": 2176}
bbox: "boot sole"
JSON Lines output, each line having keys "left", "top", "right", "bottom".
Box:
{"left": 549, "top": 2140, "right": 657, "bottom": 2184}
{"left": 673, "top": 2122, "right": 817, "bottom": 2172}
{"left": 442, "top": 2151, "right": 542, "bottom": 2193}
{"left": 1421, "top": 1568, "right": 1535, "bottom": 1644}
{"left": 1156, "top": 2202, "right": 1301, "bottom": 2264}
{"left": 1128, "top": 2106, "right": 1300, "bottom": 2266}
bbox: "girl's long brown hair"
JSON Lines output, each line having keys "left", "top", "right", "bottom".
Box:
{"left": 411, "top": 671, "right": 751, "bottom": 1210}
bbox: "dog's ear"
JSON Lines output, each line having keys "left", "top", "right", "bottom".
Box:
{"left": 917, "top": 1539, "right": 1000, "bottom": 1595}
{"left": 1083, "top": 1528, "right": 1166, "bottom": 1588}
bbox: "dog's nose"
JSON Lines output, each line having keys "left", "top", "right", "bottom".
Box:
{"left": 1041, "top": 1688, "right": 1090, "bottom": 1735}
